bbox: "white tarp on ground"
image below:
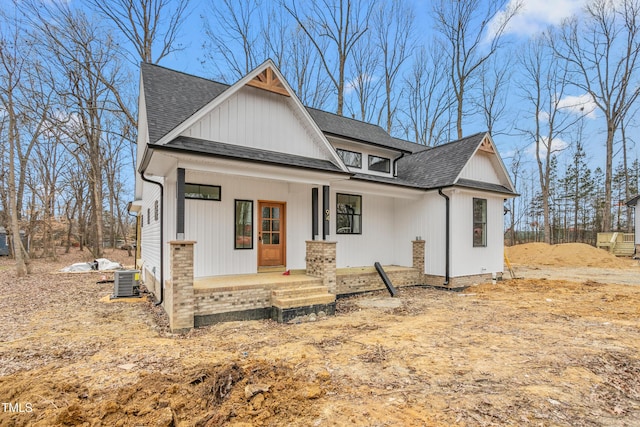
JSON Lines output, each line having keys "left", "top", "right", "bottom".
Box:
{"left": 60, "top": 258, "right": 123, "bottom": 272}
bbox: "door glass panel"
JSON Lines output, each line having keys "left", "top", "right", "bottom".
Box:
{"left": 262, "top": 220, "right": 270, "bottom": 231}
{"left": 272, "top": 220, "right": 280, "bottom": 231}
{"left": 272, "top": 207, "right": 280, "bottom": 219}
{"left": 263, "top": 233, "right": 271, "bottom": 244}
{"left": 262, "top": 207, "right": 271, "bottom": 218}
{"left": 272, "top": 233, "right": 280, "bottom": 244}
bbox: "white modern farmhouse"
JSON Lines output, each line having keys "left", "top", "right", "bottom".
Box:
{"left": 130, "top": 60, "right": 517, "bottom": 332}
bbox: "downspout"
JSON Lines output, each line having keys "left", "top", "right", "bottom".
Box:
{"left": 140, "top": 171, "right": 164, "bottom": 306}
{"left": 438, "top": 188, "right": 450, "bottom": 286}
{"left": 393, "top": 152, "right": 405, "bottom": 177}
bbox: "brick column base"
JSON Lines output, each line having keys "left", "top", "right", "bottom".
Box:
{"left": 169, "top": 241, "right": 195, "bottom": 333}
{"left": 412, "top": 240, "right": 425, "bottom": 273}
{"left": 306, "top": 240, "right": 337, "bottom": 294}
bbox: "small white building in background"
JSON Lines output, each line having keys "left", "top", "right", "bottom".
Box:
{"left": 130, "top": 60, "right": 518, "bottom": 329}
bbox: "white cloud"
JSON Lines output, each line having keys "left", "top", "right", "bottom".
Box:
{"left": 345, "top": 73, "right": 378, "bottom": 94}
{"left": 526, "top": 136, "right": 569, "bottom": 158}
{"left": 557, "top": 93, "right": 598, "bottom": 119}
{"left": 495, "top": 0, "right": 588, "bottom": 38}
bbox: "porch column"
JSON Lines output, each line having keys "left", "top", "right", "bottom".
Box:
{"left": 412, "top": 239, "right": 425, "bottom": 279}
{"left": 306, "top": 240, "right": 337, "bottom": 294}
{"left": 176, "top": 168, "right": 185, "bottom": 240}
{"left": 322, "top": 185, "right": 330, "bottom": 240}
{"left": 168, "top": 240, "right": 195, "bottom": 332}
{"left": 312, "top": 187, "right": 318, "bottom": 240}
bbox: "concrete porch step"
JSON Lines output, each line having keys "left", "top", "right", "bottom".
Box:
{"left": 272, "top": 293, "right": 336, "bottom": 309}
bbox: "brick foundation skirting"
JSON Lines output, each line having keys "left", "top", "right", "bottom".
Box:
{"left": 336, "top": 269, "right": 420, "bottom": 295}
{"left": 421, "top": 273, "right": 495, "bottom": 289}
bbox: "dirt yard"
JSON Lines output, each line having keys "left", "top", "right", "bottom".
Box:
{"left": 1, "top": 244, "right": 639, "bottom": 426}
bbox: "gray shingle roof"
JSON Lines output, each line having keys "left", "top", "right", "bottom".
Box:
{"left": 140, "top": 63, "right": 424, "bottom": 153}
{"left": 140, "top": 64, "right": 516, "bottom": 196}
{"left": 455, "top": 178, "right": 516, "bottom": 195}
{"left": 305, "top": 108, "right": 417, "bottom": 153}
{"left": 142, "top": 63, "right": 228, "bottom": 144}
{"left": 397, "top": 133, "right": 486, "bottom": 188}
{"left": 154, "top": 136, "right": 346, "bottom": 174}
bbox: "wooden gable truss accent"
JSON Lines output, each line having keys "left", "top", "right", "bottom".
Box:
{"left": 246, "top": 67, "right": 290, "bottom": 97}
{"left": 478, "top": 137, "right": 495, "bottom": 154}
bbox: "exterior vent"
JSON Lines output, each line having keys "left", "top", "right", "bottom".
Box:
{"left": 112, "top": 270, "right": 140, "bottom": 298}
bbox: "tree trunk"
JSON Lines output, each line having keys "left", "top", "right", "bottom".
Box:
{"left": 603, "top": 124, "right": 614, "bottom": 231}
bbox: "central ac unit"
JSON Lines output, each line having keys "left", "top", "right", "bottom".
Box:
{"left": 112, "top": 270, "right": 140, "bottom": 298}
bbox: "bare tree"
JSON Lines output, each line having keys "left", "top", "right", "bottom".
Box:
{"left": 284, "top": 27, "right": 333, "bottom": 109}
{"left": 474, "top": 54, "right": 512, "bottom": 136}
{"left": 202, "top": 0, "right": 265, "bottom": 81}
{"left": 553, "top": 0, "right": 640, "bottom": 231}
{"left": 345, "top": 31, "right": 381, "bottom": 122}
{"left": 432, "top": 0, "right": 521, "bottom": 139}
{"left": 518, "top": 35, "right": 583, "bottom": 244}
{"left": 86, "top": 0, "right": 189, "bottom": 64}
{"left": 0, "top": 19, "right": 39, "bottom": 275}
{"left": 283, "top": 0, "right": 373, "bottom": 116}
{"left": 400, "top": 45, "right": 452, "bottom": 146}
{"left": 372, "top": 0, "right": 414, "bottom": 133}
{"left": 30, "top": 3, "right": 129, "bottom": 257}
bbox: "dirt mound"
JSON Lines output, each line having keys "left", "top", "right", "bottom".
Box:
{"left": 0, "top": 360, "right": 327, "bottom": 427}
{"left": 506, "top": 242, "right": 632, "bottom": 268}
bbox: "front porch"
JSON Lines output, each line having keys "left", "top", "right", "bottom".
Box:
{"left": 162, "top": 240, "right": 428, "bottom": 332}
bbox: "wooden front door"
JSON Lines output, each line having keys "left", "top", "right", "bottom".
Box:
{"left": 258, "top": 201, "right": 286, "bottom": 268}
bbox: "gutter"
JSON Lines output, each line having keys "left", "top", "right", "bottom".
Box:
{"left": 437, "top": 188, "right": 450, "bottom": 286}
{"left": 140, "top": 169, "right": 165, "bottom": 307}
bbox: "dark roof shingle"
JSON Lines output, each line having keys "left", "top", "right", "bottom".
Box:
{"left": 142, "top": 63, "right": 229, "bottom": 144}
{"left": 154, "top": 136, "right": 346, "bottom": 174}
{"left": 396, "top": 133, "right": 486, "bottom": 188}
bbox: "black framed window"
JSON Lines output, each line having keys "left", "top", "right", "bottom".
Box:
{"left": 336, "top": 193, "right": 362, "bottom": 234}
{"left": 368, "top": 155, "right": 390, "bottom": 173}
{"left": 473, "top": 198, "right": 487, "bottom": 247}
{"left": 336, "top": 148, "right": 362, "bottom": 168}
{"left": 235, "top": 200, "right": 253, "bottom": 249}
{"left": 184, "top": 183, "right": 221, "bottom": 200}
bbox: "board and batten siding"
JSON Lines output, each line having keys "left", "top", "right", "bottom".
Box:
{"left": 332, "top": 191, "right": 397, "bottom": 267}
{"left": 392, "top": 192, "right": 448, "bottom": 277}
{"left": 180, "top": 85, "right": 333, "bottom": 162}
{"left": 459, "top": 152, "right": 503, "bottom": 185}
{"left": 182, "top": 171, "right": 311, "bottom": 277}
{"left": 140, "top": 179, "right": 162, "bottom": 283}
{"left": 449, "top": 190, "right": 505, "bottom": 277}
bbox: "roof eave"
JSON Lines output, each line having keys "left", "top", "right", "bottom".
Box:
{"left": 150, "top": 142, "right": 351, "bottom": 176}
{"left": 324, "top": 132, "right": 414, "bottom": 154}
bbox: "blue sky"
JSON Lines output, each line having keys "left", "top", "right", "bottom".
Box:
{"left": 145, "top": 0, "right": 638, "bottom": 181}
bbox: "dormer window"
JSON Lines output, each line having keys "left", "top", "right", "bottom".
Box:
{"left": 337, "top": 148, "right": 362, "bottom": 168}
{"left": 368, "top": 155, "right": 390, "bottom": 173}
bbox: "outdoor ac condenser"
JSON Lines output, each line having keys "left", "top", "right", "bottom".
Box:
{"left": 113, "top": 270, "right": 140, "bottom": 298}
